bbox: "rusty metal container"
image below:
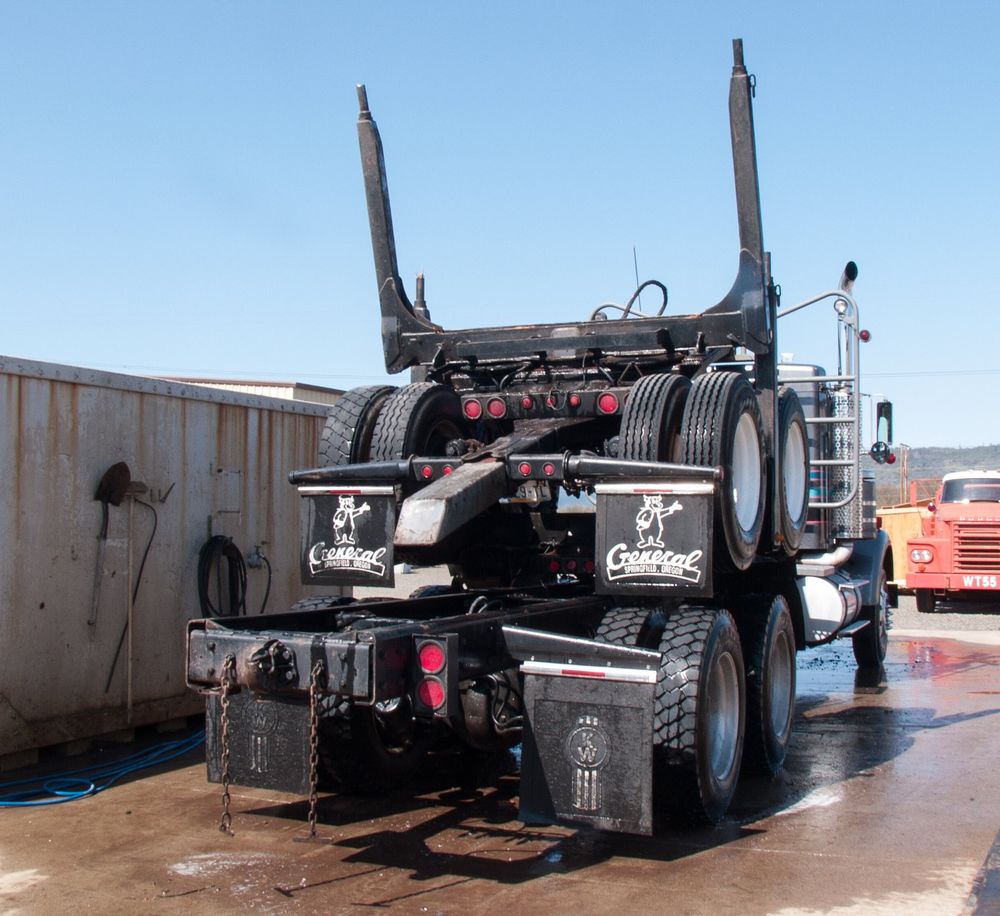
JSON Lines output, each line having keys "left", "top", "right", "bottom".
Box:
{"left": 0, "top": 356, "right": 332, "bottom": 756}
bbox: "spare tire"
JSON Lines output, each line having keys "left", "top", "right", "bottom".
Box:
{"left": 619, "top": 374, "right": 691, "bottom": 463}
{"left": 319, "top": 384, "right": 396, "bottom": 466}
{"left": 681, "top": 372, "right": 766, "bottom": 571}
{"left": 775, "top": 387, "right": 810, "bottom": 554}
{"left": 370, "top": 383, "right": 464, "bottom": 461}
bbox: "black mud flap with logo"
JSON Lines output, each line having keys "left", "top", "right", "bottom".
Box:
{"left": 504, "top": 628, "right": 660, "bottom": 836}
{"left": 205, "top": 691, "right": 312, "bottom": 795}
{"left": 299, "top": 485, "right": 396, "bottom": 587}
{"left": 518, "top": 668, "right": 656, "bottom": 835}
{"left": 595, "top": 481, "right": 713, "bottom": 598}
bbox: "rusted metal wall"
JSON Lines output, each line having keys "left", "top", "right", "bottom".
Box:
{"left": 0, "top": 357, "right": 331, "bottom": 755}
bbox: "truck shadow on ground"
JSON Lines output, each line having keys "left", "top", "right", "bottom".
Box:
{"left": 247, "top": 670, "right": 1000, "bottom": 902}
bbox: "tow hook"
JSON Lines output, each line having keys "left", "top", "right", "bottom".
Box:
{"left": 246, "top": 639, "right": 299, "bottom": 692}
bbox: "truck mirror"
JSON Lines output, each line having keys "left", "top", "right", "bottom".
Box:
{"left": 876, "top": 400, "right": 893, "bottom": 445}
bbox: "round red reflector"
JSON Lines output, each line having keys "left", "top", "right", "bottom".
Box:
{"left": 569, "top": 394, "right": 582, "bottom": 408}
{"left": 518, "top": 462, "right": 532, "bottom": 477}
{"left": 565, "top": 559, "right": 577, "bottom": 572}
{"left": 520, "top": 396, "right": 534, "bottom": 410}
{"left": 886, "top": 453, "right": 897, "bottom": 464}
{"left": 417, "top": 677, "right": 446, "bottom": 709}
{"left": 421, "top": 465, "right": 434, "bottom": 479}
{"left": 486, "top": 398, "right": 507, "bottom": 418}
{"left": 598, "top": 393, "right": 619, "bottom": 414}
{"left": 584, "top": 560, "right": 595, "bottom": 573}
{"left": 418, "top": 642, "right": 446, "bottom": 674}
{"left": 463, "top": 399, "right": 482, "bottom": 419}
{"left": 548, "top": 559, "right": 561, "bottom": 573}
{"left": 859, "top": 329, "right": 871, "bottom": 342}
{"left": 542, "top": 463, "right": 555, "bottom": 477}
{"left": 442, "top": 465, "right": 453, "bottom": 475}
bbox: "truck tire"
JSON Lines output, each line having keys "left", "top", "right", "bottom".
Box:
{"left": 852, "top": 567, "right": 890, "bottom": 668}
{"left": 681, "top": 372, "right": 766, "bottom": 571}
{"left": 318, "top": 695, "right": 431, "bottom": 793}
{"left": 774, "top": 387, "right": 809, "bottom": 554}
{"left": 370, "top": 382, "right": 464, "bottom": 461}
{"left": 654, "top": 606, "right": 745, "bottom": 824}
{"left": 288, "top": 595, "right": 355, "bottom": 612}
{"left": 319, "top": 384, "right": 396, "bottom": 466}
{"left": 738, "top": 594, "right": 796, "bottom": 776}
{"left": 594, "top": 606, "right": 655, "bottom": 647}
{"left": 915, "top": 589, "right": 936, "bottom": 614}
{"left": 619, "top": 374, "right": 691, "bottom": 462}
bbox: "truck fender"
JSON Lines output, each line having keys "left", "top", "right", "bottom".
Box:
{"left": 842, "top": 530, "right": 893, "bottom": 608}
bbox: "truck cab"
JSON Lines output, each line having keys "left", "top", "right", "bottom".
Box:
{"left": 907, "top": 470, "right": 1000, "bottom": 612}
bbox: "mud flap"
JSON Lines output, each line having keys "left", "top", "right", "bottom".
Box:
{"left": 519, "top": 671, "right": 655, "bottom": 835}
{"left": 504, "top": 627, "right": 660, "bottom": 835}
{"left": 595, "top": 481, "right": 713, "bottom": 597}
{"left": 205, "top": 692, "right": 312, "bottom": 795}
{"left": 299, "top": 485, "right": 396, "bottom": 587}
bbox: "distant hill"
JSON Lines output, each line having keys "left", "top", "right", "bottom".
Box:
{"left": 870, "top": 444, "right": 1000, "bottom": 506}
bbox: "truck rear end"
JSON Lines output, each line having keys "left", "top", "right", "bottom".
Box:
{"left": 186, "top": 39, "right": 896, "bottom": 837}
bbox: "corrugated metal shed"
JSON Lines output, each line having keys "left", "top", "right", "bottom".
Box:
{"left": 0, "top": 356, "right": 336, "bottom": 756}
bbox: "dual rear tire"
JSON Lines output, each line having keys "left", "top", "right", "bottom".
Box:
{"left": 596, "top": 594, "right": 797, "bottom": 822}
{"left": 316, "top": 382, "right": 466, "bottom": 792}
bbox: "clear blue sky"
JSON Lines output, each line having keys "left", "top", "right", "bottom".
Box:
{"left": 2, "top": 2, "right": 998, "bottom": 448}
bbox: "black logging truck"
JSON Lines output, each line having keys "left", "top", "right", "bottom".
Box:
{"left": 187, "top": 40, "right": 895, "bottom": 836}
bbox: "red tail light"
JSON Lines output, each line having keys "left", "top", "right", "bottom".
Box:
{"left": 569, "top": 394, "right": 582, "bottom": 408}
{"left": 417, "top": 678, "right": 446, "bottom": 709}
{"left": 597, "top": 393, "right": 619, "bottom": 414}
{"left": 486, "top": 397, "right": 507, "bottom": 419}
{"left": 520, "top": 396, "right": 534, "bottom": 410}
{"left": 463, "top": 399, "right": 482, "bottom": 420}
{"left": 418, "top": 641, "right": 446, "bottom": 674}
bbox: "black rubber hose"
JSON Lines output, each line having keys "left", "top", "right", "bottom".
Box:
{"left": 197, "top": 536, "right": 248, "bottom": 618}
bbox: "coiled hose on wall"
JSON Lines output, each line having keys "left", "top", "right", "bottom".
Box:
{"left": 197, "top": 536, "right": 248, "bottom": 617}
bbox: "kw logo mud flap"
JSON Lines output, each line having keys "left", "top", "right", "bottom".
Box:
{"left": 594, "top": 481, "right": 713, "bottom": 597}
{"left": 519, "top": 668, "right": 655, "bottom": 835}
{"left": 299, "top": 485, "right": 396, "bottom": 587}
{"left": 206, "top": 691, "right": 312, "bottom": 795}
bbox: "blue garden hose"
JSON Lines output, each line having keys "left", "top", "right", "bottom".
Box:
{"left": 0, "top": 729, "right": 204, "bottom": 807}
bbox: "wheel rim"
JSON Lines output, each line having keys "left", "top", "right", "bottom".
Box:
{"left": 707, "top": 650, "right": 741, "bottom": 783}
{"left": 768, "top": 628, "right": 794, "bottom": 742}
{"left": 783, "top": 420, "right": 807, "bottom": 522}
{"left": 732, "top": 411, "right": 763, "bottom": 534}
{"left": 877, "top": 574, "right": 889, "bottom": 656}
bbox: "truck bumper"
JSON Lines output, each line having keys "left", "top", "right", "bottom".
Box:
{"left": 906, "top": 571, "right": 1000, "bottom": 591}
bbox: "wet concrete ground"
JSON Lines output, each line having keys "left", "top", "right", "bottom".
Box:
{"left": 2, "top": 601, "right": 999, "bottom": 914}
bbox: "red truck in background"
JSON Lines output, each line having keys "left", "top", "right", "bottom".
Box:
{"left": 907, "top": 470, "right": 1000, "bottom": 612}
